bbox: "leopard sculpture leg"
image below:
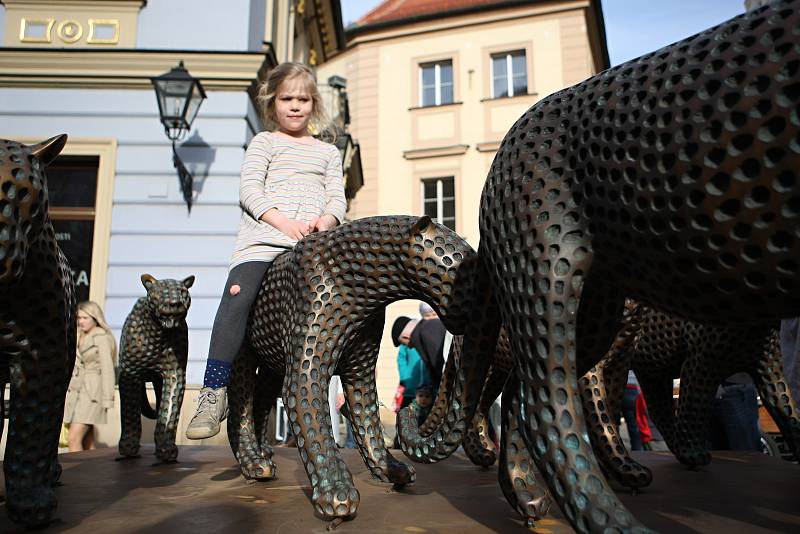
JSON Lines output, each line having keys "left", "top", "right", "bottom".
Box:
{"left": 462, "top": 331, "right": 512, "bottom": 468}
{"left": 339, "top": 314, "right": 415, "bottom": 486}
{"left": 0, "top": 136, "right": 76, "bottom": 528}
{"left": 152, "top": 347, "right": 185, "bottom": 462}
{"left": 499, "top": 375, "right": 552, "bottom": 526}
{"left": 579, "top": 301, "right": 653, "bottom": 490}
{"left": 228, "top": 347, "right": 281, "bottom": 480}
{"left": 754, "top": 331, "right": 800, "bottom": 460}
{"left": 118, "top": 370, "right": 144, "bottom": 458}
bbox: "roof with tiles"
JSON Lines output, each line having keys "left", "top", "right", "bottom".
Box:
{"left": 357, "top": 0, "right": 514, "bottom": 26}
{"left": 348, "top": 0, "right": 609, "bottom": 70}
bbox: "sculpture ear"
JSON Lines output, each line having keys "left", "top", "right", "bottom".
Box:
{"left": 30, "top": 134, "right": 68, "bottom": 167}
{"left": 182, "top": 275, "right": 195, "bottom": 288}
{"left": 141, "top": 274, "right": 156, "bottom": 290}
{"left": 411, "top": 215, "right": 432, "bottom": 234}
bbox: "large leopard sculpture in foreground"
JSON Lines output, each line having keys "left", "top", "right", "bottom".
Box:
{"left": 226, "top": 215, "right": 498, "bottom": 521}
{"left": 117, "top": 274, "right": 194, "bottom": 463}
{"left": 0, "top": 135, "right": 76, "bottom": 527}
{"left": 398, "top": 1, "right": 800, "bottom": 531}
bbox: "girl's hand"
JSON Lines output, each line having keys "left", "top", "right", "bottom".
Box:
{"left": 309, "top": 214, "right": 338, "bottom": 232}
{"left": 260, "top": 209, "right": 310, "bottom": 240}
{"left": 279, "top": 219, "right": 311, "bottom": 240}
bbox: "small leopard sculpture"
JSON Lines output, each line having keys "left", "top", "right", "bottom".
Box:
{"left": 582, "top": 303, "right": 800, "bottom": 474}
{"left": 117, "top": 274, "right": 194, "bottom": 463}
{"left": 226, "top": 215, "right": 498, "bottom": 522}
{"left": 0, "top": 135, "right": 76, "bottom": 528}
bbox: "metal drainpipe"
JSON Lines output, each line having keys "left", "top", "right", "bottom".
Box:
{"left": 286, "top": 0, "right": 296, "bottom": 63}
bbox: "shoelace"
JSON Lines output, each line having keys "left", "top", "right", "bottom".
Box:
{"left": 195, "top": 391, "right": 219, "bottom": 414}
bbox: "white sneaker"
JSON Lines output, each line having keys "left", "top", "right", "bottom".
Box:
{"left": 185, "top": 387, "right": 228, "bottom": 440}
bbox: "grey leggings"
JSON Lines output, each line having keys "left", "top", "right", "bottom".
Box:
{"left": 207, "top": 261, "right": 270, "bottom": 363}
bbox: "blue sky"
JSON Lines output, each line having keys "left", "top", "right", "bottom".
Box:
{"left": 340, "top": 0, "right": 746, "bottom": 66}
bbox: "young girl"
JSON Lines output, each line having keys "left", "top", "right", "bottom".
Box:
{"left": 64, "top": 301, "right": 117, "bottom": 451}
{"left": 186, "top": 62, "right": 347, "bottom": 439}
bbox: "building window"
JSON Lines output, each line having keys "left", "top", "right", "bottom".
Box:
{"left": 491, "top": 50, "right": 527, "bottom": 98}
{"left": 422, "top": 177, "right": 455, "bottom": 230}
{"left": 47, "top": 155, "right": 100, "bottom": 303}
{"left": 419, "top": 60, "right": 453, "bottom": 107}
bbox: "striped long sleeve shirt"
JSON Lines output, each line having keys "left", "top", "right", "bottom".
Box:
{"left": 230, "top": 131, "right": 347, "bottom": 269}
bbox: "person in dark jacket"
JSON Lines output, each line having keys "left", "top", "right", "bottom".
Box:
{"left": 392, "top": 315, "right": 446, "bottom": 388}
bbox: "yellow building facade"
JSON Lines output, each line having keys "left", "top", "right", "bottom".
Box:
{"left": 318, "top": 0, "right": 609, "bottom": 423}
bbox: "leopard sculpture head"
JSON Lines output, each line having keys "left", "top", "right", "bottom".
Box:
{"left": 0, "top": 135, "right": 66, "bottom": 285}
{"left": 140, "top": 274, "right": 195, "bottom": 329}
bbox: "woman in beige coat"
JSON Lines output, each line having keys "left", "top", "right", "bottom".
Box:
{"left": 64, "top": 301, "right": 117, "bottom": 451}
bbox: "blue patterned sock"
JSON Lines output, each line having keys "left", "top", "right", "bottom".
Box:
{"left": 203, "top": 358, "right": 232, "bottom": 389}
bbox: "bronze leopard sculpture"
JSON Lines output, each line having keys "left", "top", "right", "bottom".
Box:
{"left": 583, "top": 303, "right": 800, "bottom": 473}
{"left": 0, "top": 135, "right": 76, "bottom": 527}
{"left": 430, "top": 300, "right": 799, "bottom": 527}
{"left": 398, "top": 2, "right": 800, "bottom": 531}
{"left": 226, "top": 215, "right": 499, "bottom": 521}
{"left": 117, "top": 274, "right": 194, "bottom": 463}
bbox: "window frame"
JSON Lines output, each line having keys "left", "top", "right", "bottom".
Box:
{"left": 490, "top": 49, "right": 528, "bottom": 99}
{"left": 420, "top": 176, "right": 456, "bottom": 230}
{"left": 418, "top": 59, "right": 454, "bottom": 107}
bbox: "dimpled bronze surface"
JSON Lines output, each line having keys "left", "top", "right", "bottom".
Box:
{"left": 591, "top": 303, "right": 800, "bottom": 472}
{"left": 475, "top": 2, "right": 800, "bottom": 531}
{"left": 429, "top": 303, "right": 800, "bottom": 527}
{"left": 0, "top": 136, "right": 76, "bottom": 527}
{"left": 117, "top": 274, "right": 194, "bottom": 463}
{"left": 227, "top": 215, "right": 499, "bottom": 521}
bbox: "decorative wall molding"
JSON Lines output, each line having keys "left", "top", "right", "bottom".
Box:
{"left": 0, "top": 48, "right": 276, "bottom": 90}
{"left": 2, "top": 0, "right": 146, "bottom": 47}
{"left": 403, "top": 144, "right": 469, "bottom": 160}
{"left": 476, "top": 141, "right": 501, "bottom": 152}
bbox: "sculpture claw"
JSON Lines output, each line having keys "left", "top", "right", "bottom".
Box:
{"left": 313, "top": 483, "right": 360, "bottom": 520}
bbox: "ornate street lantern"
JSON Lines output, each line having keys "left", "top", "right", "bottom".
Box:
{"left": 151, "top": 61, "right": 206, "bottom": 211}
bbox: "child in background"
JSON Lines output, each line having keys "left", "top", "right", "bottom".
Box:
{"left": 412, "top": 382, "right": 435, "bottom": 426}
{"left": 186, "top": 62, "right": 347, "bottom": 439}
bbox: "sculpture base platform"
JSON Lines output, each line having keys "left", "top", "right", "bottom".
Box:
{"left": 1, "top": 447, "right": 798, "bottom": 533}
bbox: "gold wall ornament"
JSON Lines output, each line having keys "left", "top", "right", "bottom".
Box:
{"left": 19, "top": 18, "right": 54, "bottom": 43}
{"left": 3, "top": 1, "right": 144, "bottom": 47}
{"left": 87, "top": 19, "right": 120, "bottom": 45}
{"left": 56, "top": 20, "right": 83, "bottom": 43}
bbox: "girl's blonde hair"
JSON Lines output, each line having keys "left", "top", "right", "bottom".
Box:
{"left": 256, "top": 62, "right": 336, "bottom": 142}
{"left": 77, "top": 300, "right": 118, "bottom": 363}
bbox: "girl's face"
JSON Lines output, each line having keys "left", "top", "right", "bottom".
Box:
{"left": 274, "top": 77, "right": 314, "bottom": 137}
{"left": 77, "top": 310, "right": 97, "bottom": 333}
